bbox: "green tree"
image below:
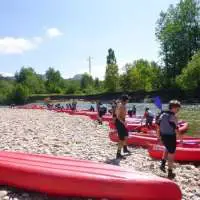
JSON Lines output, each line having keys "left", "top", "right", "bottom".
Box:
{"left": 119, "top": 64, "right": 134, "bottom": 91}
{"left": 15, "top": 67, "right": 46, "bottom": 94}
{"left": 105, "top": 48, "right": 119, "bottom": 92}
{"left": 120, "top": 60, "right": 162, "bottom": 92}
{"left": 150, "top": 61, "right": 162, "bottom": 90}
{"left": 0, "top": 79, "right": 15, "bottom": 104}
{"left": 176, "top": 51, "right": 200, "bottom": 90}
{"left": 80, "top": 73, "right": 93, "bottom": 89}
{"left": 65, "top": 79, "right": 81, "bottom": 94}
{"left": 156, "top": 0, "right": 200, "bottom": 86}
{"left": 94, "top": 78, "right": 100, "bottom": 88}
{"left": 12, "top": 84, "right": 30, "bottom": 104}
{"left": 45, "top": 67, "right": 63, "bottom": 93}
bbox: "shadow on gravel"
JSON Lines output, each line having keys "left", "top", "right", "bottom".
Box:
{"left": 0, "top": 185, "right": 100, "bottom": 200}
{"left": 104, "top": 158, "right": 121, "bottom": 166}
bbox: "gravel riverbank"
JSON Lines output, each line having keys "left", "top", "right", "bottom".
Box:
{"left": 0, "top": 108, "right": 199, "bottom": 200}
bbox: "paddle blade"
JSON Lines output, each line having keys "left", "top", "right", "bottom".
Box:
{"left": 153, "top": 96, "right": 162, "bottom": 110}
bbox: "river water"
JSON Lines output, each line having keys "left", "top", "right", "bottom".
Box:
{"left": 2, "top": 102, "right": 200, "bottom": 116}
{"left": 37, "top": 101, "right": 200, "bottom": 115}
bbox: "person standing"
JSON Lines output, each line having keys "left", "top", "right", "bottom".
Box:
{"left": 96, "top": 101, "right": 106, "bottom": 124}
{"left": 115, "top": 95, "right": 130, "bottom": 159}
{"left": 111, "top": 100, "right": 117, "bottom": 116}
{"left": 89, "top": 105, "right": 95, "bottom": 112}
{"left": 132, "top": 105, "right": 136, "bottom": 116}
{"left": 143, "top": 107, "right": 154, "bottom": 127}
{"left": 72, "top": 100, "right": 77, "bottom": 111}
{"left": 156, "top": 100, "right": 181, "bottom": 179}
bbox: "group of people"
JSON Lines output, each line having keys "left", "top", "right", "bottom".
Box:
{"left": 127, "top": 105, "right": 136, "bottom": 117}
{"left": 48, "top": 95, "right": 181, "bottom": 179}
{"left": 66, "top": 101, "right": 77, "bottom": 111}
{"left": 47, "top": 100, "right": 77, "bottom": 111}
{"left": 112, "top": 94, "right": 181, "bottom": 179}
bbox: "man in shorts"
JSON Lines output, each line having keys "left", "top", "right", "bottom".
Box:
{"left": 143, "top": 107, "right": 154, "bottom": 127}
{"left": 115, "top": 95, "right": 130, "bottom": 159}
{"left": 156, "top": 100, "right": 181, "bottom": 179}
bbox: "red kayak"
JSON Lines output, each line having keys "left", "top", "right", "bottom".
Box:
{"left": 109, "top": 121, "right": 189, "bottom": 134}
{"left": 178, "top": 121, "right": 189, "bottom": 132}
{"left": 148, "top": 144, "right": 200, "bottom": 162}
{"left": 102, "top": 115, "right": 112, "bottom": 122}
{"left": 68, "top": 111, "right": 98, "bottom": 120}
{"left": 109, "top": 131, "right": 200, "bottom": 147}
{"left": 109, "top": 121, "right": 145, "bottom": 131}
{"left": 71, "top": 111, "right": 89, "bottom": 116}
{"left": 0, "top": 151, "right": 181, "bottom": 200}
{"left": 17, "top": 105, "right": 46, "bottom": 110}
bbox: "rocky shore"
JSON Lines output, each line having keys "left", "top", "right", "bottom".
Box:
{"left": 0, "top": 108, "right": 199, "bottom": 200}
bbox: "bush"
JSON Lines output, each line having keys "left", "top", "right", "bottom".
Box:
{"left": 12, "top": 84, "right": 30, "bottom": 104}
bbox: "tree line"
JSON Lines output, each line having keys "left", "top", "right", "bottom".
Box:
{"left": 1, "top": 0, "right": 200, "bottom": 104}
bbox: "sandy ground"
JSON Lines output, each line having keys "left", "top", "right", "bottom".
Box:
{"left": 0, "top": 108, "right": 199, "bottom": 200}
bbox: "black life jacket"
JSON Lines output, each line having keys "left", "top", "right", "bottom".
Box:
{"left": 156, "top": 110, "right": 176, "bottom": 129}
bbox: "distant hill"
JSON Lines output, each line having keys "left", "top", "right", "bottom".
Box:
{"left": 71, "top": 74, "right": 83, "bottom": 80}
{"left": 0, "top": 73, "right": 15, "bottom": 81}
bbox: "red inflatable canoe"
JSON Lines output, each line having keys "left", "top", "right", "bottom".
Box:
{"left": 17, "top": 105, "right": 46, "bottom": 110}
{"left": 109, "top": 121, "right": 145, "bottom": 131}
{"left": 109, "top": 121, "right": 189, "bottom": 133}
{"left": 148, "top": 144, "right": 200, "bottom": 162}
{"left": 69, "top": 111, "right": 98, "bottom": 120}
{"left": 109, "top": 131, "right": 200, "bottom": 147}
{"left": 0, "top": 151, "right": 181, "bottom": 200}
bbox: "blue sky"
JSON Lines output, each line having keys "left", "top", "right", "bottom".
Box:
{"left": 0, "top": 0, "right": 179, "bottom": 79}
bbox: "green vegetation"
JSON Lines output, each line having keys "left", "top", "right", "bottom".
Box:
{"left": 105, "top": 48, "right": 119, "bottom": 92}
{"left": 0, "top": 0, "right": 200, "bottom": 105}
{"left": 179, "top": 107, "right": 200, "bottom": 136}
{"left": 120, "top": 60, "right": 162, "bottom": 92}
{"left": 156, "top": 0, "right": 200, "bottom": 87}
{"left": 176, "top": 51, "right": 200, "bottom": 91}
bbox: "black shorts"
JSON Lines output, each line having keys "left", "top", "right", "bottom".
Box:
{"left": 115, "top": 119, "right": 128, "bottom": 141}
{"left": 161, "top": 134, "right": 176, "bottom": 154}
{"left": 98, "top": 111, "right": 104, "bottom": 118}
{"left": 146, "top": 116, "right": 153, "bottom": 124}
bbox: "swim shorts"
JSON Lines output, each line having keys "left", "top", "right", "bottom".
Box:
{"left": 161, "top": 134, "right": 176, "bottom": 154}
{"left": 115, "top": 119, "right": 128, "bottom": 141}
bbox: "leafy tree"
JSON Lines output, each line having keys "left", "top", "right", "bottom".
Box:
{"left": 12, "top": 84, "right": 30, "bottom": 104}
{"left": 176, "top": 51, "right": 200, "bottom": 90}
{"left": 45, "top": 67, "right": 63, "bottom": 93}
{"left": 105, "top": 48, "right": 119, "bottom": 92}
{"left": 80, "top": 73, "right": 93, "bottom": 89}
{"left": 0, "top": 80, "right": 15, "bottom": 104}
{"left": 15, "top": 67, "right": 46, "bottom": 94}
{"left": 150, "top": 61, "right": 162, "bottom": 90}
{"left": 120, "top": 60, "right": 162, "bottom": 92}
{"left": 94, "top": 78, "right": 100, "bottom": 88}
{"left": 107, "top": 48, "right": 117, "bottom": 65}
{"left": 15, "top": 67, "right": 35, "bottom": 83}
{"left": 65, "top": 80, "right": 81, "bottom": 94}
{"left": 119, "top": 64, "right": 134, "bottom": 91}
{"left": 156, "top": 0, "right": 200, "bottom": 86}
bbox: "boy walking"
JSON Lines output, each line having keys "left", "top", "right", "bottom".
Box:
{"left": 156, "top": 100, "right": 181, "bottom": 179}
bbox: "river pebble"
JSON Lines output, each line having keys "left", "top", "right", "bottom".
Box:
{"left": 0, "top": 108, "right": 199, "bottom": 200}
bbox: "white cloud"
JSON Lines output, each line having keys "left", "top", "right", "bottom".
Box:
{"left": 46, "top": 28, "right": 63, "bottom": 38}
{"left": 32, "top": 37, "right": 43, "bottom": 44}
{"left": 0, "top": 37, "right": 42, "bottom": 55}
{"left": 0, "top": 27, "right": 63, "bottom": 54}
{"left": 0, "top": 72, "right": 14, "bottom": 77}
